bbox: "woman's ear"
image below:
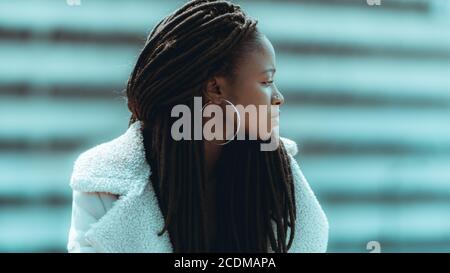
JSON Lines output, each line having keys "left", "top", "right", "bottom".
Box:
{"left": 204, "top": 76, "right": 224, "bottom": 104}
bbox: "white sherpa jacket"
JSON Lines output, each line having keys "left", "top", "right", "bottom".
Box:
{"left": 67, "top": 120, "right": 329, "bottom": 253}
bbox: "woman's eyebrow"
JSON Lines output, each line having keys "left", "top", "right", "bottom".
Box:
{"left": 260, "top": 68, "right": 276, "bottom": 75}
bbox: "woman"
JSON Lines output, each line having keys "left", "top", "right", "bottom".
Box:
{"left": 67, "top": 0, "right": 328, "bottom": 253}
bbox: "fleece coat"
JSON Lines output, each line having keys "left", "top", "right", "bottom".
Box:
{"left": 67, "top": 120, "right": 329, "bottom": 253}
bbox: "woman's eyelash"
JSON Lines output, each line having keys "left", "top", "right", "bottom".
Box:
{"left": 262, "top": 81, "right": 274, "bottom": 85}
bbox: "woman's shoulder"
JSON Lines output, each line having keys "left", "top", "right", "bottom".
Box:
{"left": 280, "top": 136, "right": 298, "bottom": 157}
{"left": 279, "top": 137, "right": 329, "bottom": 253}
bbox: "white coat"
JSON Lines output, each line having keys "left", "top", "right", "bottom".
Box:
{"left": 67, "top": 120, "right": 329, "bottom": 253}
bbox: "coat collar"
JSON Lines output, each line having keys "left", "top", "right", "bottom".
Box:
{"left": 70, "top": 120, "right": 150, "bottom": 196}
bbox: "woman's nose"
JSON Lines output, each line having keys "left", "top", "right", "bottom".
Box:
{"left": 272, "top": 90, "right": 285, "bottom": 106}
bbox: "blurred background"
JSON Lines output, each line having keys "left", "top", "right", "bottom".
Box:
{"left": 1, "top": 0, "right": 450, "bottom": 252}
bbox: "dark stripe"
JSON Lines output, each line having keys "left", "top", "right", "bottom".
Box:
{"left": 284, "top": 92, "right": 450, "bottom": 108}
{"left": 277, "top": 42, "right": 450, "bottom": 60}
{"left": 0, "top": 195, "right": 70, "bottom": 207}
{"left": 321, "top": 193, "right": 450, "bottom": 204}
{"left": 2, "top": 84, "right": 449, "bottom": 110}
{"left": 299, "top": 141, "right": 450, "bottom": 156}
{"left": 0, "top": 139, "right": 83, "bottom": 152}
{"left": 0, "top": 27, "right": 144, "bottom": 46}
{"left": 2, "top": 29, "right": 450, "bottom": 60}
{"left": 0, "top": 84, "right": 125, "bottom": 99}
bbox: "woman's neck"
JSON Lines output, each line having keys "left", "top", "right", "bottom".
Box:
{"left": 203, "top": 139, "right": 223, "bottom": 181}
{"left": 202, "top": 114, "right": 226, "bottom": 180}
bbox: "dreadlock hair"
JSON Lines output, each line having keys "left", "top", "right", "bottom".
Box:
{"left": 125, "top": 0, "right": 297, "bottom": 253}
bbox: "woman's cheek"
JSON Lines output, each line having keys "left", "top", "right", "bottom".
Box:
{"left": 234, "top": 86, "right": 273, "bottom": 139}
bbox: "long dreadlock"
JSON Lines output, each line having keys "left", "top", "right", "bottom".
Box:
{"left": 126, "top": 0, "right": 296, "bottom": 253}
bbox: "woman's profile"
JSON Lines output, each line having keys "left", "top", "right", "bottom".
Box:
{"left": 67, "top": 0, "right": 328, "bottom": 253}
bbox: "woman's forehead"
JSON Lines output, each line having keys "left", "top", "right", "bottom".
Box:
{"left": 239, "top": 43, "right": 276, "bottom": 76}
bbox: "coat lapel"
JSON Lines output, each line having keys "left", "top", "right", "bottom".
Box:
{"left": 83, "top": 184, "right": 173, "bottom": 252}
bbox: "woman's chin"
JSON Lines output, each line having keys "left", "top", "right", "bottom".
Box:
{"left": 257, "top": 127, "right": 278, "bottom": 141}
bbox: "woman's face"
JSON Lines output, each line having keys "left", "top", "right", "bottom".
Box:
{"left": 209, "top": 33, "right": 284, "bottom": 140}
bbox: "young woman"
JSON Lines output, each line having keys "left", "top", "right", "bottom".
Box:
{"left": 67, "top": 0, "right": 328, "bottom": 253}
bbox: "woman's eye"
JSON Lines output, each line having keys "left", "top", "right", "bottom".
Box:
{"left": 262, "top": 81, "right": 274, "bottom": 86}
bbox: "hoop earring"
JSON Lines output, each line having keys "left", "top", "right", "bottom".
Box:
{"left": 202, "top": 99, "right": 241, "bottom": 145}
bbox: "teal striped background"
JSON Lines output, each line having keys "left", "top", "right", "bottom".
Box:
{"left": 1, "top": 0, "right": 450, "bottom": 252}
